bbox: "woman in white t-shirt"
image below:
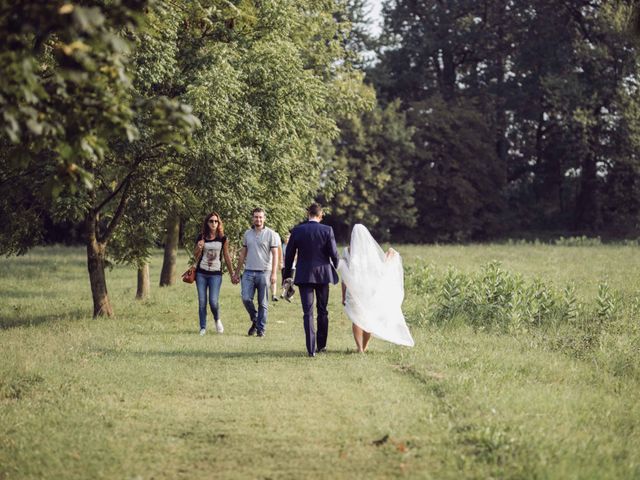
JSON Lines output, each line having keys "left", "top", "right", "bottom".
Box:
{"left": 194, "top": 212, "right": 236, "bottom": 336}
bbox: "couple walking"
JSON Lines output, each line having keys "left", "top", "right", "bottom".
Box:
{"left": 193, "top": 207, "right": 279, "bottom": 337}
{"left": 283, "top": 203, "right": 414, "bottom": 356}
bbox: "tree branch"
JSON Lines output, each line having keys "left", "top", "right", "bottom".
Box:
{"left": 98, "top": 177, "right": 131, "bottom": 243}
{"left": 563, "top": 1, "right": 598, "bottom": 45}
{"left": 0, "top": 166, "right": 41, "bottom": 188}
{"left": 93, "top": 145, "right": 165, "bottom": 214}
{"left": 94, "top": 167, "right": 137, "bottom": 214}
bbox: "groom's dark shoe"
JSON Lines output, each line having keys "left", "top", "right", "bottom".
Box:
{"left": 247, "top": 322, "right": 257, "bottom": 336}
{"left": 318, "top": 348, "right": 327, "bottom": 354}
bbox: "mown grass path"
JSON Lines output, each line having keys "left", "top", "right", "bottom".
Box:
{"left": 1, "top": 246, "right": 639, "bottom": 479}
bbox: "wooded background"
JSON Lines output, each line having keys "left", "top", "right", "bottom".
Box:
{"left": 1, "top": 1, "right": 639, "bottom": 315}
{"left": 325, "top": 0, "right": 640, "bottom": 242}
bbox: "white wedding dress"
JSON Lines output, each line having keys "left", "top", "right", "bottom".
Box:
{"left": 337, "top": 224, "right": 414, "bottom": 347}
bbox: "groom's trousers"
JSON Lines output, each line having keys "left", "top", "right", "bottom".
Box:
{"left": 298, "top": 283, "right": 329, "bottom": 355}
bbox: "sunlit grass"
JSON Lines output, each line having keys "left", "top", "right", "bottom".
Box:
{"left": 1, "top": 245, "right": 639, "bottom": 479}
{"left": 396, "top": 243, "right": 640, "bottom": 299}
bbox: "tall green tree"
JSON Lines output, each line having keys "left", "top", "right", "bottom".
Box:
{"left": 365, "top": 0, "right": 640, "bottom": 239}
{"left": 172, "top": 0, "right": 374, "bottom": 239}
{"left": 0, "top": 0, "right": 200, "bottom": 316}
{"left": 1, "top": 0, "right": 373, "bottom": 317}
{"left": 323, "top": 100, "right": 415, "bottom": 241}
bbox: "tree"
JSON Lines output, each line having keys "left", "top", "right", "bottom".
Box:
{"left": 1, "top": 0, "right": 373, "bottom": 317}
{"left": 323, "top": 100, "right": 416, "bottom": 241}
{"left": 127, "top": 0, "right": 374, "bottom": 291}
{"left": 409, "top": 97, "right": 505, "bottom": 241}
{"left": 364, "top": 0, "right": 640, "bottom": 239}
{"left": 0, "top": 1, "right": 198, "bottom": 316}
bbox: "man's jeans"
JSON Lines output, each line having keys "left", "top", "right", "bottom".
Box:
{"left": 241, "top": 270, "right": 269, "bottom": 333}
{"left": 196, "top": 273, "right": 222, "bottom": 330}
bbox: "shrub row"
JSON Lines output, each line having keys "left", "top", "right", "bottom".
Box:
{"left": 404, "top": 261, "right": 622, "bottom": 333}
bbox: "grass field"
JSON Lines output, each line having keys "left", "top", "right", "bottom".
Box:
{"left": 1, "top": 244, "right": 639, "bottom": 479}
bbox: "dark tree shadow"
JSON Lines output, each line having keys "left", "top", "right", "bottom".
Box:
{"left": 0, "top": 309, "right": 89, "bottom": 330}
{"left": 1, "top": 290, "right": 44, "bottom": 300}
{"left": 92, "top": 347, "right": 349, "bottom": 360}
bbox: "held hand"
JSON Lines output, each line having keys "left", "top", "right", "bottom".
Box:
{"left": 197, "top": 240, "right": 205, "bottom": 249}
{"left": 270, "top": 272, "right": 277, "bottom": 285}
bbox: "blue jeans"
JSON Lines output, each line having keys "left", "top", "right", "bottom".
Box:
{"left": 196, "top": 272, "right": 222, "bottom": 330}
{"left": 241, "top": 270, "right": 269, "bottom": 332}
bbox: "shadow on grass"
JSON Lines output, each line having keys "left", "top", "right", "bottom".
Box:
{"left": 1, "top": 290, "right": 45, "bottom": 300}
{"left": 93, "top": 347, "right": 352, "bottom": 359}
{"left": 150, "top": 329, "right": 224, "bottom": 336}
{"left": 0, "top": 309, "right": 89, "bottom": 330}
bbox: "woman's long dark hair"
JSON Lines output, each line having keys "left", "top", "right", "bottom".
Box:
{"left": 202, "top": 212, "right": 225, "bottom": 239}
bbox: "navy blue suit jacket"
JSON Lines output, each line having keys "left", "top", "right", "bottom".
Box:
{"left": 284, "top": 221, "right": 339, "bottom": 285}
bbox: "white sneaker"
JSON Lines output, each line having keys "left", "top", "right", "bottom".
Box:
{"left": 199, "top": 328, "right": 206, "bottom": 336}
{"left": 215, "top": 319, "right": 224, "bottom": 333}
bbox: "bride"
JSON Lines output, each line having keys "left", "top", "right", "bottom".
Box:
{"left": 337, "top": 224, "right": 414, "bottom": 352}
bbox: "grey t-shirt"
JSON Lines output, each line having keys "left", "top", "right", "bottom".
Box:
{"left": 243, "top": 227, "right": 279, "bottom": 271}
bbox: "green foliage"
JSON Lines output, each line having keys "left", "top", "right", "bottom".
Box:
{"left": 323, "top": 100, "right": 415, "bottom": 241}
{"left": 405, "top": 261, "right": 624, "bottom": 333}
{"left": 409, "top": 97, "right": 505, "bottom": 241}
{"left": 0, "top": 1, "right": 200, "bottom": 260}
{"left": 605, "top": 1, "right": 640, "bottom": 41}
{"left": 595, "top": 281, "right": 617, "bottom": 323}
{"left": 0, "top": 1, "right": 147, "bottom": 190}
{"left": 361, "top": 0, "right": 640, "bottom": 240}
{"left": 0, "top": 0, "right": 372, "bottom": 315}
{"left": 141, "top": 0, "right": 374, "bottom": 247}
{"left": 401, "top": 246, "right": 640, "bottom": 379}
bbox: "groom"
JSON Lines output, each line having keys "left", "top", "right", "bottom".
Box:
{"left": 284, "top": 203, "right": 339, "bottom": 357}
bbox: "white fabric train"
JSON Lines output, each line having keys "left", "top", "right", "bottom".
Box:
{"left": 337, "top": 224, "right": 414, "bottom": 347}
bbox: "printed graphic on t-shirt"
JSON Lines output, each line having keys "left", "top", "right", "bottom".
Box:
{"left": 198, "top": 237, "right": 225, "bottom": 272}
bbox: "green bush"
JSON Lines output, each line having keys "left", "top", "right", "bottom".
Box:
{"left": 404, "top": 260, "right": 639, "bottom": 380}
{"left": 406, "top": 261, "right": 582, "bottom": 332}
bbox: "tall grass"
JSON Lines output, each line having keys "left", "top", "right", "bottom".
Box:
{"left": 403, "top": 258, "right": 640, "bottom": 384}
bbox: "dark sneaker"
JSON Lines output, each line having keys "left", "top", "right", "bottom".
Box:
{"left": 257, "top": 330, "right": 265, "bottom": 337}
{"left": 272, "top": 296, "right": 278, "bottom": 302}
{"left": 247, "top": 323, "right": 257, "bottom": 336}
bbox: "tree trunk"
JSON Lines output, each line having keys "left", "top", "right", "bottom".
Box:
{"left": 84, "top": 178, "right": 131, "bottom": 318}
{"left": 494, "top": 0, "right": 508, "bottom": 186}
{"left": 575, "top": 124, "right": 603, "bottom": 232}
{"left": 136, "top": 263, "right": 150, "bottom": 300}
{"left": 86, "top": 235, "right": 113, "bottom": 317}
{"left": 441, "top": 47, "right": 456, "bottom": 101}
{"left": 575, "top": 153, "right": 600, "bottom": 232}
{"left": 159, "top": 210, "right": 180, "bottom": 286}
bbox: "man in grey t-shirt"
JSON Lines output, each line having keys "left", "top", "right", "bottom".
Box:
{"left": 233, "top": 208, "right": 279, "bottom": 337}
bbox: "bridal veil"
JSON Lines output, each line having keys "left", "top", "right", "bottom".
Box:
{"left": 337, "top": 224, "right": 414, "bottom": 347}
